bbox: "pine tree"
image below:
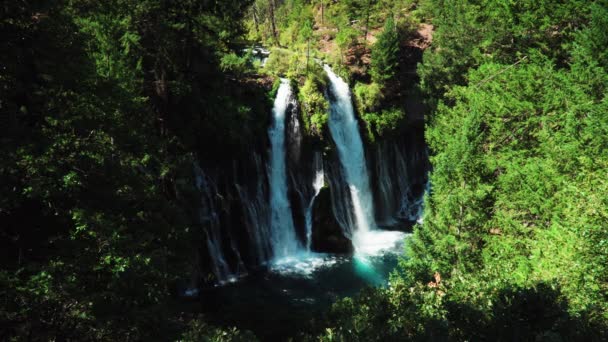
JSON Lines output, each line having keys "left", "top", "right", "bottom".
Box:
{"left": 370, "top": 16, "right": 399, "bottom": 84}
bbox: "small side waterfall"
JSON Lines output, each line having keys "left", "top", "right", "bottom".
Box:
{"left": 374, "top": 142, "right": 413, "bottom": 225}
{"left": 324, "top": 65, "right": 405, "bottom": 255}
{"left": 371, "top": 137, "right": 429, "bottom": 225}
{"left": 399, "top": 179, "right": 429, "bottom": 224}
{"left": 194, "top": 165, "right": 244, "bottom": 284}
{"left": 236, "top": 154, "right": 272, "bottom": 265}
{"left": 305, "top": 152, "right": 324, "bottom": 251}
{"left": 268, "top": 79, "right": 303, "bottom": 259}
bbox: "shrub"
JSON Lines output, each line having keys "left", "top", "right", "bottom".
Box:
{"left": 264, "top": 47, "right": 307, "bottom": 78}
{"left": 219, "top": 52, "right": 251, "bottom": 77}
{"left": 181, "top": 316, "right": 257, "bottom": 342}
{"left": 298, "top": 66, "right": 329, "bottom": 137}
{"left": 354, "top": 82, "right": 383, "bottom": 113}
{"left": 363, "top": 107, "right": 405, "bottom": 138}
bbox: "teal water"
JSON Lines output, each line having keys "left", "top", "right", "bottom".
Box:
{"left": 200, "top": 246, "right": 405, "bottom": 341}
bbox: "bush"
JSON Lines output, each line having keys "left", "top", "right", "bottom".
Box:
{"left": 335, "top": 25, "right": 359, "bottom": 59}
{"left": 264, "top": 48, "right": 292, "bottom": 76}
{"left": 363, "top": 107, "right": 405, "bottom": 138}
{"left": 181, "top": 316, "right": 257, "bottom": 342}
{"left": 354, "top": 82, "right": 383, "bottom": 113}
{"left": 264, "top": 47, "right": 307, "bottom": 78}
{"left": 298, "top": 66, "right": 329, "bottom": 137}
{"left": 219, "top": 52, "right": 251, "bottom": 77}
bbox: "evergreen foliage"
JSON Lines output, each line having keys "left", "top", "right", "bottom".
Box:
{"left": 317, "top": 0, "right": 608, "bottom": 340}
{"left": 2, "top": 0, "right": 607, "bottom": 340}
{"left": 0, "top": 0, "right": 267, "bottom": 339}
{"left": 370, "top": 17, "right": 400, "bottom": 84}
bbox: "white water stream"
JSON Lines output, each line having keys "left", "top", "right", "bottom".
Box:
{"left": 268, "top": 79, "right": 303, "bottom": 259}
{"left": 324, "top": 65, "right": 404, "bottom": 256}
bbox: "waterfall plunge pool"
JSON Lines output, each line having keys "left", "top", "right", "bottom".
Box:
{"left": 189, "top": 64, "right": 427, "bottom": 340}
{"left": 198, "top": 232, "right": 409, "bottom": 341}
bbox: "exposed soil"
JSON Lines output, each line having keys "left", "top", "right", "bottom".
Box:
{"left": 414, "top": 23, "right": 434, "bottom": 49}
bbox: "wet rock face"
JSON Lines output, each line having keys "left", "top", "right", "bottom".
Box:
{"left": 285, "top": 100, "right": 302, "bottom": 165}
{"left": 368, "top": 122, "right": 429, "bottom": 227}
{"left": 311, "top": 187, "right": 353, "bottom": 254}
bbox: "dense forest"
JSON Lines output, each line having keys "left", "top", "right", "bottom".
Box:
{"left": 1, "top": 0, "right": 607, "bottom": 341}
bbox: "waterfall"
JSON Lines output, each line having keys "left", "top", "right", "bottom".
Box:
{"left": 374, "top": 143, "right": 400, "bottom": 225}
{"left": 398, "top": 178, "right": 430, "bottom": 224}
{"left": 324, "top": 65, "right": 404, "bottom": 255}
{"left": 373, "top": 141, "right": 414, "bottom": 225}
{"left": 236, "top": 154, "right": 272, "bottom": 265}
{"left": 372, "top": 140, "right": 429, "bottom": 225}
{"left": 305, "top": 152, "right": 324, "bottom": 251}
{"left": 324, "top": 66, "right": 376, "bottom": 233}
{"left": 268, "top": 79, "right": 303, "bottom": 259}
{"left": 194, "top": 164, "right": 240, "bottom": 284}
{"left": 193, "top": 70, "right": 426, "bottom": 286}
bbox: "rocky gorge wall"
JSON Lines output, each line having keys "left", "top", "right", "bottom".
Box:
{"left": 182, "top": 83, "right": 428, "bottom": 288}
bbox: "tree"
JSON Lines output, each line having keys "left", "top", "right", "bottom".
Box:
{"left": 0, "top": 0, "right": 263, "bottom": 339}
{"left": 269, "top": 0, "right": 279, "bottom": 45}
{"left": 370, "top": 16, "right": 399, "bottom": 84}
{"left": 335, "top": 24, "right": 359, "bottom": 64}
{"left": 363, "top": 0, "right": 377, "bottom": 47}
{"left": 300, "top": 19, "right": 314, "bottom": 72}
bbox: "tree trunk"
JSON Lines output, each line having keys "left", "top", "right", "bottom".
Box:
{"left": 252, "top": 4, "right": 260, "bottom": 36}
{"left": 321, "top": 1, "right": 324, "bottom": 25}
{"left": 364, "top": 0, "right": 371, "bottom": 47}
{"left": 269, "top": 0, "right": 279, "bottom": 45}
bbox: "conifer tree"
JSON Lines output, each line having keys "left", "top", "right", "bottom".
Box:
{"left": 370, "top": 16, "right": 399, "bottom": 84}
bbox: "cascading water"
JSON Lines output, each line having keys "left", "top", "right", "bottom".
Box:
{"left": 305, "top": 152, "right": 324, "bottom": 251}
{"left": 398, "top": 179, "right": 430, "bottom": 224}
{"left": 324, "top": 65, "right": 404, "bottom": 255}
{"left": 194, "top": 70, "right": 427, "bottom": 287}
{"left": 235, "top": 154, "right": 272, "bottom": 265}
{"left": 324, "top": 66, "right": 375, "bottom": 232}
{"left": 372, "top": 140, "right": 429, "bottom": 225}
{"left": 194, "top": 164, "right": 240, "bottom": 284}
{"left": 268, "top": 79, "right": 303, "bottom": 259}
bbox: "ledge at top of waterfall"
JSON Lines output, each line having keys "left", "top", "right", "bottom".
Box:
{"left": 323, "top": 64, "right": 406, "bottom": 256}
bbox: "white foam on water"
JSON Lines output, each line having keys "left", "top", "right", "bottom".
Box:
{"left": 269, "top": 252, "right": 343, "bottom": 278}
{"left": 353, "top": 230, "right": 408, "bottom": 256}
